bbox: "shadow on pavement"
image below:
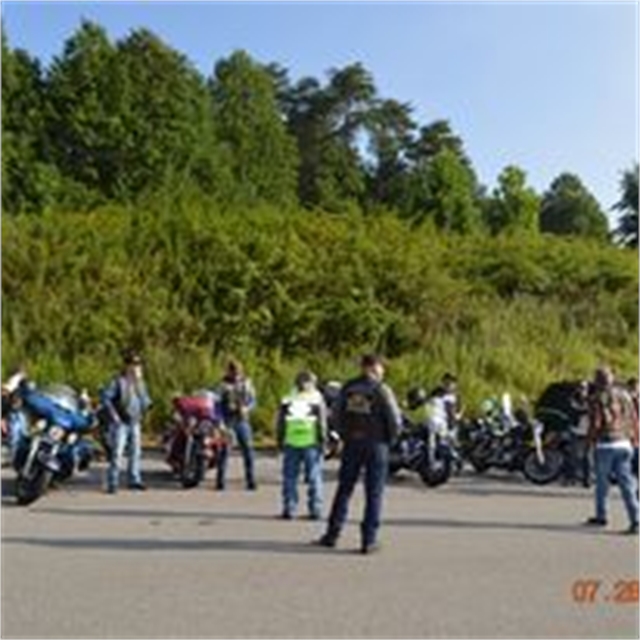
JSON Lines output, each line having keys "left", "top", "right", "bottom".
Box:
{"left": 384, "top": 516, "right": 628, "bottom": 536}
{"left": 2, "top": 535, "right": 353, "bottom": 555}
{"left": 450, "top": 486, "right": 591, "bottom": 500}
{"left": 34, "top": 507, "right": 287, "bottom": 523}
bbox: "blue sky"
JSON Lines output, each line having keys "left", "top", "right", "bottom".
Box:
{"left": 2, "top": 1, "right": 637, "bottom": 219}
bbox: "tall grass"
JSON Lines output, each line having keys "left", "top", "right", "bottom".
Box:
{"left": 2, "top": 197, "right": 637, "bottom": 443}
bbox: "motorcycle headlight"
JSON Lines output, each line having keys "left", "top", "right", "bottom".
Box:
{"left": 67, "top": 433, "right": 78, "bottom": 445}
{"left": 32, "top": 419, "right": 48, "bottom": 434}
{"left": 48, "top": 426, "right": 66, "bottom": 441}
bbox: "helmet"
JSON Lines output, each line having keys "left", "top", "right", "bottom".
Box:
{"left": 481, "top": 398, "right": 499, "bottom": 416}
{"left": 406, "top": 387, "right": 428, "bottom": 411}
{"left": 322, "top": 381, "right": 342, "bottom": 404}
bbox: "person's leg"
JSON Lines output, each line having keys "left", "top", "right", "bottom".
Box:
{"left": 107, "top": 423, "right": 128, "bottom": 493}
{"left": 234, "top": 421, "right": 256, "bottom": 489}
{"left": 215, "top": 442, "right": 229, "bottom": 490}
{"left": 581, "top": 441, "right": 592, "bottom": 488}
{"left": 127, "top": 422, "right": 143, "bottom": 487}
{"left": 362, "top": 443, "right": 389, "bottom": 549}
{"left": 324, "top": 443, "right": 364, "bottom": 541}
{"left": 8, "top": 413, "right": 27, "bottom": 466}
{"left": 304, "top": 446, "right": 323, "bottom": 519}
{"left": 612, "top": 448, "right": 639, "bottom": 528}
{"left": 282, "top": 446, "right": 301, "bottom": 517}
{"left": 593, "top": 447, "right": 615, "bottom": 522}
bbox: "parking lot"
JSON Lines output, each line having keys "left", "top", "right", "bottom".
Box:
{"left": 2, "top": 453, "right": 638, "bottom": 639}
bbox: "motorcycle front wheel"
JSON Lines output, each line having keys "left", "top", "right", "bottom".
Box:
{"left": 16, "top": 465, "right": 52, "bottom": 505}
{"left": 523, "top": 448, "right": 564, "bottom": 485}
{"left": 181, "top": 438, "right": 205, "bottom": 489}
{"left": 418, "top": 452, "right": 452, "bottom": 487}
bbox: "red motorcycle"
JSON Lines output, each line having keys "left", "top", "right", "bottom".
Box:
{"left": 163, "top": 391, "right": 228, "bottom": 488}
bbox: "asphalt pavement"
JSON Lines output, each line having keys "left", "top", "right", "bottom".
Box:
{"left": 1, "top": 453, "right": 638, "bottom": 639}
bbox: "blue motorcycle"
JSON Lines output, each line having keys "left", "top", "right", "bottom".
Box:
{"left": 12, "top": 381, "right": 95, "bottom": 505}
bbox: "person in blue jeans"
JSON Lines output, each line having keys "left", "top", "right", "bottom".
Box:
{"left": 584, "top": 367, "right": 638, "bottom": 534}
{"left": 276, "top": 371, "right": 327, "bottom": 520}
{"left": 101, "top": 350, "right": 152, "bottom": 494}
{"left": 2, "top": 370, "right": 29, "bottom": 467}
{"left": 317, "top": 354, "right": 402, "bottom": 554}
{"left": 215, "top": 359, "right": 257, "bottom": 490}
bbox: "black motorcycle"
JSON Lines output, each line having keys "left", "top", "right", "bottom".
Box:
{"left": 462, "top": 412, "right": 564, "bottom": 485}
{"left": 388, "top": 414, "right": 457, "bottom": 487}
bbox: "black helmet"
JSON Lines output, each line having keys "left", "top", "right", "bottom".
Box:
{"left": 406, "top": 387, "right": 428, "bottom": 410}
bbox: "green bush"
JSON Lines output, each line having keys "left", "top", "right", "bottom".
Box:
{"left": 2, "top": 197, "right": 637, "bottom": 443}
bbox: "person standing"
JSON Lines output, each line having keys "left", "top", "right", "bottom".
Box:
{"left": 584, "top": 367, "right": 638, "bottom": 534}
{"left": 317, "top": 354, "right": 402, "bottom": 554}
{"left": 101, "top": 350, "right": 152, "bottom": 494}
{"left": 276, "top": 371, "right": 327, "bottom": 520}
{"left": 216, "top": 359, "right": 257, "bottom": 491}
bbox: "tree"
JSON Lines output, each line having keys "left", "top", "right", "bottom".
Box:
{"left": 45, "top": 23, "right": 222, "bottom": 204}
{"left": 412, "top": 148, "right": 482, "bottom": 232}
{"left": 116, "top": 28, "right": 222, "bottom": 200}
{"left": 540, "top": 173, "right": 608, "bottom": 240}
{"left": 613, "top": 164, "right": 638, "bottom": 248}
{"left": 210, "top": 50, "right": 299, "bottom": 207}
{"left": 484, "top": 165, "right": 540, "bottom": 235}
{"left": 2, "top": 27, "right": 58, "bottom": 214}
{"left": 365, "top": 98, "right": 416, "bottom": 209}
{"left": 45, "top": 21, "right": 122, "bottom": 201}
{"left": 284, "top": 63, "right": 376, "bottom": 212}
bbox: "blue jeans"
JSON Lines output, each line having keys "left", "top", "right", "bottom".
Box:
{"left": 216, "top": 420, "right": 256, "bottom": 489}
{"left": 7, "top": 411, "right": 28, "bottom": 466}
{"left": 282, "top": 446, "right": 322, "bottom": 517}
{"left": 107, "top": 422, "right": 142, "bottom": 491}
{"left": 325, "top": 441, "right": 389, "bottom": 546}
{"left": 594, "top": 446, "right": 639, "bottom": 525}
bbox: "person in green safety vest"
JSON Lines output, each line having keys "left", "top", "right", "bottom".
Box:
{"left": 276, "top": 370, "right": 327, "bottom": 520}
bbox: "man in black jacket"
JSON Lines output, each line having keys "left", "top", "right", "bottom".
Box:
{"left": 316, "top": 354, "right": 402, "bottom": 554}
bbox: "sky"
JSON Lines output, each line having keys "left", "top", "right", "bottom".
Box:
{"left": 1, "top": 0, "right": 637, "bottom": 219}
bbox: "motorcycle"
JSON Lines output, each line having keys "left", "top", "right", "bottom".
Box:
{"left": 11, "top": 379, "right": 95, "bottom": 505}
{"left": 163, "top": 390, "right": 228, "bottom": 488}
{"left": 321, "top": 381, "right": 342, "bottom": 460}
{"left": 388, "top": 414, "right": 458, "bottom": 487}
{"left": 462, "top": 409, "right": 564, "bottom": 485}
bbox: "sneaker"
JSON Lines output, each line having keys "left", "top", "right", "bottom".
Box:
{"left": 106, "top": 486, "right": 117, "bottom": 495}
{"left": 128, "top": 483, "right": 147, "bottom": 491}
{"left": 280, "top": 512, "right": 293, "bottom": 520}
{"left": 314, "top": 534, "right": 336, "bottom": 548}
{"left": 246, "top": 482, "right": 257, "bottom": 491}
{"left": 307, "top": 513, "right": 321, "bottom": 521}
{"left": 584, "top": 517, "right": 607, "bottom": 527}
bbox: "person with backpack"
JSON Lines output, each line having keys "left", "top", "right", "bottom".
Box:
{"left": 276, "top": 371, "right": 327, "bottom": 520}
{"left": 584, "top": 366, "right": 638, "bottom": 534}
{"left": 316, "top": 354, "right": 402, "bottom": 554}
{"left": 215, "top": 359, "right": 257, "bottom": 491}
{"left": 101, "top": 350, "right": 152, "bottom": 494}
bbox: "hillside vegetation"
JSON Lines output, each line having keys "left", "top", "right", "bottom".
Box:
{"left": 3, "top": 191, "right": 637, "bottom": 439}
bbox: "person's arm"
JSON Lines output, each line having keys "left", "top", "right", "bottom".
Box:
{"left": 142, "top": 381, "right": 152, "bottom": 413}
{"left": 380, "top": 384, "right": 403, "bottom": 444}
{"left": 586, "top": 397, "right": 600, "bottom": 446}
{"left": 100, "top": 378, "right": 122, "bottom": 424}
{"left": 242, "top": 379, "right": 257, "bottom": 413}
{"left": 333, "top": 387, "right": 349, "bottom": 439}
{"left": 316, "top": 398, "right": 328, "bottom": 448}
{"left": 275, "top": 402, "right": 287, "bottom": 450}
